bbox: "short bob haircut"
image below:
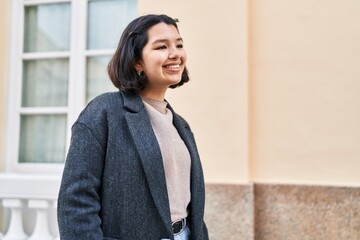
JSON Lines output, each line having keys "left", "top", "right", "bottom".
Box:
{"left": 107, "top": 14, "right": 190, "bottom": 94}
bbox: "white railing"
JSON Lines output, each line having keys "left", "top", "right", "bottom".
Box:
{"left": 0, "top": 174, "right": 61, "bottom": 240}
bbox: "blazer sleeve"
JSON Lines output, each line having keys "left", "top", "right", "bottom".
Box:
{"left": 202, "top": 221, "right": 209, "bottom": 240}
{"left": 57, "top": 122, "right": 105, "bottom": 239}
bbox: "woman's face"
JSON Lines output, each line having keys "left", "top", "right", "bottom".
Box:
{"left": 136, "top": 22, "right": 187, "bottom": 97}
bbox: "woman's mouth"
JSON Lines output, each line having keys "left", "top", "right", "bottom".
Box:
{"left": 164, "top": 64, "right": 180, "bottom": 70}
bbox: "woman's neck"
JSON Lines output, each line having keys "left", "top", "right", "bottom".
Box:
{"left": 140, "top": 88, "right": 167, "bottom": 101}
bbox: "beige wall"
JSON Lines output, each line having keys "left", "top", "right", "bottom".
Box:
{"left": 139, "top": 0, "right": 360, "bottom": 186}
{"left": 249, "top": 0, "right": 360, "bottom": 186}
{"left": 0, "top": 0, "right": 8, "bottom": 172}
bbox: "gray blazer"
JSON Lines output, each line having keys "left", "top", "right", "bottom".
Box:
{"left": 57, "top": 91, "right": 208, "bottom": 240}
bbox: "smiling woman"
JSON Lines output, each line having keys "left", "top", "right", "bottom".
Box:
{"left": 107, "top": 15, "right": 190, "bottom": 98}
{"left": 57, "top": 14, "right": 208, "bottom": 240}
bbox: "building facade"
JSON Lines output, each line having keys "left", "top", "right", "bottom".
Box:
{"left": 0, "top": 0, "right": 359, "bottom": 239}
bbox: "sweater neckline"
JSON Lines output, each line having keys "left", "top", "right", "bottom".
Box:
{"left": 141, "top": 97, "right": 168, "bottom": 114}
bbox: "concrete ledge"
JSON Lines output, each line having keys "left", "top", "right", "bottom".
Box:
{"left": 0, "top": 174, "right": 61, "bottom": 199}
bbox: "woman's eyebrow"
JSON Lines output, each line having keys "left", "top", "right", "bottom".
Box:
{"left": 152, "top": 38, "right": 183, "bottom": 44}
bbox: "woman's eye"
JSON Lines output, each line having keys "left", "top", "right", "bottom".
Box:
{"left": 177, "top": 44, "right": 184, "bottom": 48}
{"left": 156, "top": 45, "right": 167, "bottom": 50}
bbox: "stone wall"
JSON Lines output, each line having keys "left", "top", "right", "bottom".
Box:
{"left": 205, "top": 183, "right": 360, "bottom": 240}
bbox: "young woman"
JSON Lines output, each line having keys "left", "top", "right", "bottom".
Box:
{"left": 58, "top": 14, "right": 208, "bottom": 240}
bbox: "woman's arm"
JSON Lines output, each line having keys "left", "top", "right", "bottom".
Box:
{"left": 57, "top": 122, "right": 105, "bottom": 239}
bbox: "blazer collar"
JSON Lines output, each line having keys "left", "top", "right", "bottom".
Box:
{"left": 122, "top": 92, "right": 144, "bottom": 113}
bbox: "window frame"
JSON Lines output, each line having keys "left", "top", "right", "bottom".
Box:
{"left": 6, "top": 0, "right": 130, "bottom": 173}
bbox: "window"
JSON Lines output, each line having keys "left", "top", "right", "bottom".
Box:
{"left": 6, "top": 0, "right": 136, "bottom": 172}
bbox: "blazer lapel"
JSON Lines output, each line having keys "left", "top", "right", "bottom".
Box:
{"left": 122, "top": 93, "right": 173, "bottom": 236}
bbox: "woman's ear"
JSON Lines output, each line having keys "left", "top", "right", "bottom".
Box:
{"left": 133, "top": 59, "right": 143, "bottom": 73}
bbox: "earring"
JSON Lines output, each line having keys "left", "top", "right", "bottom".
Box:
{"left": 137, "top": 70, "right": 142, "bottom": 76}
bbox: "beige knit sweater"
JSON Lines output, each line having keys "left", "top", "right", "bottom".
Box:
{"left": 142, "top": 97, "right": 191, "bottom": 222}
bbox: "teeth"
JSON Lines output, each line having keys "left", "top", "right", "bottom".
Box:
{"left": 165, "top": 64, "right": 180, "bottom": 69}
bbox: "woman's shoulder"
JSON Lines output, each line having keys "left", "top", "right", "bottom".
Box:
{"left": 167, "top": 103, "right": 191, "bottom": 128}
{"left": 88, "top": 91, "right": 124, "bottom": 108}
{"left": 76, "top": 91, "right": 124, "bottom": 126}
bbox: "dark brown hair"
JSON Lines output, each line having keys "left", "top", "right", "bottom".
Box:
{"left": 107, "top": 14, "right": 190, "bottom": 94}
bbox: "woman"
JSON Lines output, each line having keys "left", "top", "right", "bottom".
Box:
{"left": 58, "top": 14, "right": 208, "bottom": 240}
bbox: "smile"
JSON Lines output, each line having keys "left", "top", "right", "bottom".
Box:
{"left": 164, "top": 64, "right": 180, "bottom": 69}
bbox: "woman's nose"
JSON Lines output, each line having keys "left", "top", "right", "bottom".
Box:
{"left": 169, "top": 47, "right": 180, "bottom": 59}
